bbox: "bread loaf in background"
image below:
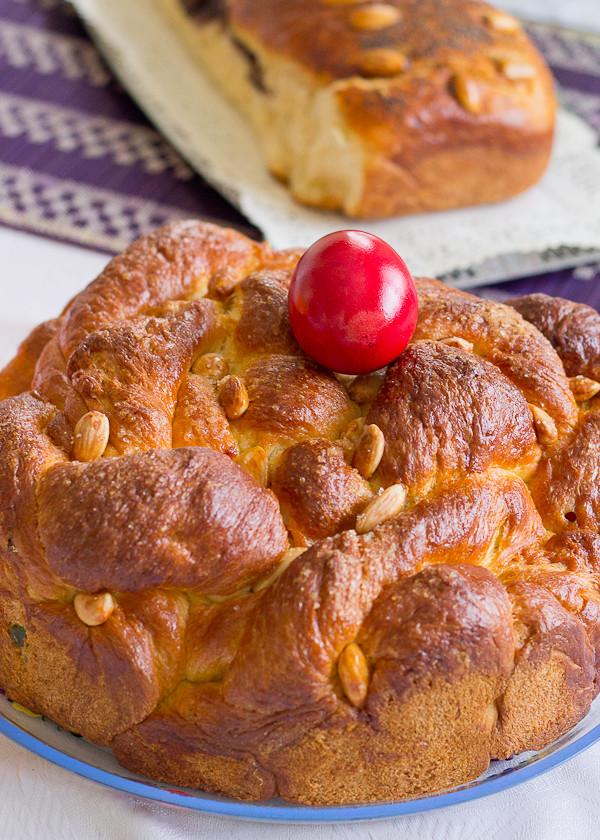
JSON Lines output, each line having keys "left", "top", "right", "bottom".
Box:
{"left": 153, "top": 0, "right": 556, "bottom": 218}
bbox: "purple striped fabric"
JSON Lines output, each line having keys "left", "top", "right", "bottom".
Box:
{"left": 0, "top": 0, "right": 258, "bottom": 250}
{"left": 477, "top": 262, "right": 600, "bottom": 308}
{"left": 0, "top": 0, "right": 599, "bottom": 300}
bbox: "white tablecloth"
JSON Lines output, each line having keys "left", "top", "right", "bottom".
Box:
{"left": 1, "top": 733, "right": 600, "bottom": 840}
{"left": 3, "top": 0, "right": 600, "bottom": 830}
{"left": 499, "top": 0, "right": 600, "bottom": 31}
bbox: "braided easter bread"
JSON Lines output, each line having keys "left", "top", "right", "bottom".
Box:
{"left": 1, "top": 221, "right": 600, "bottom": 804}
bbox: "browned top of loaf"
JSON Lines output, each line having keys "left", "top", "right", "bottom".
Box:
{"left": 230, "top": 0, "right": 532, "bottom": 82}
{"left": 222, "top": 0, "right": 555, "bottom": 184}
{"left": 1, "top": 220, "right": 600, "bottom": 806}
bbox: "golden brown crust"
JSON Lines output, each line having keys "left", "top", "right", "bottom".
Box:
{"left": 229, "top": 0, "right": 541, "bottom": 90}
{"left": 492, "top": 582, "right": 596, "bottom": 757}
{"left": 0, "top": 588, "right": 188, "bottom": 744}
{"left": 366, "top": 341, "right": 540, "bottom": 496}
{"left": 112, "top": 681, "right": 279, "bottom": 800}
{"left": 0, "top": 319, "right": 59, "bottom": 401}
{"left": 231, "top": 270, "right": 302, "bottom": 357}
{"left": 37, "top": 447, "right": 288, "bottom": 594}
{"left": 172, "top": 373, "right": 239, "bottom": 456}
{"left": 114, "top": 562, "right": 518, "bottom": 803}
{"left": 414, "top": 287, "right": 578, "bottom": 429}
{"left": 59, "top": 220, "right": 267, "bottom": 356}
{"left": 2, "top": 220, "right": 600, "bottom": 805}
{"left": 508, "top": 293, "right": 600, "bottom": 381}
{"left": 529, "top": 411, "right": 600, "bottom": 533}
{"left": 0, "top": 394, "right": 68, "bottom": 566}
{"left": 156, "top": 0, "right": 555, "bottom": 217}
{"left": 499, "top": 531, "right": 600, "bottom": 680}
{"left": 67, "top": 300, "right": 220, "bottom": 453}
{"left": 234, "top": 355, "right": 357, "bottom": 449}
{"left": 272, "top": 439, "right": 372, "bottom": 540}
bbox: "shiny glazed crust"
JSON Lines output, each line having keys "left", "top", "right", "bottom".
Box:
{"left": 152, "top": 0, "right": 556, "bottom": 218}
{"left": 2, "top": 221, "right": 600, "bottom": 804}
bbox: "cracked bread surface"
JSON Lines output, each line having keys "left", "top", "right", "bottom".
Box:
{"left": 1, "top": 220, "right": 600, "bottom": 804}
{"left": 152, "top": 0, "right": 555, "bottom": 217}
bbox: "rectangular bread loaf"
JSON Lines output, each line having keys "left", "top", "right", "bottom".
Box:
{"left": 154, "top": 0, "right": 556, "bottom": 218}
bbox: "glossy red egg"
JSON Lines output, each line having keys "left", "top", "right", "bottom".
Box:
{"left": 288, "top": 230, "right": 418, "bottom": 375}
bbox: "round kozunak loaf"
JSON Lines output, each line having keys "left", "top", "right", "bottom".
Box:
{"left": 152, "top": 0, "right": 556, "bottom": 217}
{"left": 1, "top": 221, "right": 600, "bottom": 804}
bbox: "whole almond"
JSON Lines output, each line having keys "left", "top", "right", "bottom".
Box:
{"left": 484, "top": 9, "right": 521, "bottom": 33}
{"left": 73, "top": 411, "right": 110, "bottom": 462}
{"left": 360, "top": 48, "right": 408, "bottom": 78}
{"left": 192, "top": 352, "right": 229, "bottom": 379}
{"left": 438, "top": 336, "right": 474, "bottom": 352}
{"left": 569, "top": 375, "right": 600, "bottom": 402}
{"left": 219, "top": 375, "right": 249, "bottom": 419}
{"left": 338, "top": 642, "right": 370, "bottom": 707}
{"left": 452, "top": 74, "right": 482, "bottom": 114}
{"left": 528, "top": 403, "right": 558, "bottom": 445}
{"left": 356, "top": 484, "right": 406, "bottom": 533}
{"left": 349, "top": 4, "right": 401, "bottom": 30}
{"left": 348, "top": 371, "right": 385, "bottom": 404}
{"left": 499, "top": 60, "right": 536, "bottom": 81}
{"left": 353, "top": 424, "right": 385, "bottom": 479}
{"left": 340, "top": 417, "right": 366, "bottom": 443}
{"left": 237, "top": 446, "right": 269, "bottom": 486}
{"left": 74, "top": 592, "right": 115, "bottom": 626}
{"left": 253, "top": 548, "right": 305, "bottom": 592}
{"left": 481, "top": 701, "right": 499, "bottom": 733}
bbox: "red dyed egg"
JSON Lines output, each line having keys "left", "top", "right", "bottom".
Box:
{"left": 288, "top": 230, "right": 418, "bottom": 374}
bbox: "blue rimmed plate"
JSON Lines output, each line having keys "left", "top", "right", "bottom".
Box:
{"left": 1, "top": 691, "right": 600, "bottom": 823}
